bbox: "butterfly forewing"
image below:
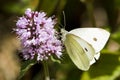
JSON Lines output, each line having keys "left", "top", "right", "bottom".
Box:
{"left": 65, "top": 34, "right": 94, "bottom": 70}
{"left": 69, "top": 28, "right": 110, "bottom": 53}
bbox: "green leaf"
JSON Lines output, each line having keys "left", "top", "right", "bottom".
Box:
{"left": 111, "top": 31, "right": 120, "bottom": 44}
{"left": 1, "top": 0, "right": 39, "bottom": 14}
{"left": 50, "top": 56, "right": 61, "bottom": 64}
{"left": 81, "top": 54, "right": 120, "bottom": 80}
{"left": 18, "top": 59, "right": 37, "bottom": 79}
{"left": 115, "top": 0, "right": 120, "bottom": 8}
{"left": 38, "top": 0, "right": 66, "bottom": 16}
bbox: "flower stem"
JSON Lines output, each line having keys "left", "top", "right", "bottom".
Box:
{"left": 43, "top": 60, "right": 50, "bottom": 80}
{"left": 86, "top": 1, "right": 96, "bottom": 27}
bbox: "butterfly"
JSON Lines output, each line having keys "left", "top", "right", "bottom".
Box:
{"left": 61, "top": 28, "right": 110, "bottom": 71}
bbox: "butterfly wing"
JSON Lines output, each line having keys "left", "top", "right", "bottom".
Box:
{"left": 65, "top": 34, "right": 95, "bottom": 70}
{"left": 90, "top": 52, "right": 100, "bottom": 65}
{"left": 69, "top": 28, "right": 110, "bottom": 53}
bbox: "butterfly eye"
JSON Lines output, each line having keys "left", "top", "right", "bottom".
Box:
{"left": 93, "top": 37, "right": 97, "bottom": 41}
{"left": 84, "top": 48, "right": 88, "bottom": 52}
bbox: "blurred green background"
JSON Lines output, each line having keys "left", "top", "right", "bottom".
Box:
{"left": 0, "top": 0, "right": 120, "bottom": 80}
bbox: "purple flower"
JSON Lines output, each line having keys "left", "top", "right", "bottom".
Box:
{"left": 15, "top": 8, "right": 62, "bottom": 61}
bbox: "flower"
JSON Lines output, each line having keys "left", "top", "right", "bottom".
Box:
{"left": 15, "top": 8, "right": 62, "bottom": 61}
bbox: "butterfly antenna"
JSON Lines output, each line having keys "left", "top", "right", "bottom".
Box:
{"left": 58, "top": 11, "right": 66, "bottom": 29}
{"left": 62, "top": 11, "right": 66, "bottom": 29}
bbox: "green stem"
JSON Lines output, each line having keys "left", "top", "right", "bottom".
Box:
{"left": 86, "top": 1, "right": 96, "bottom": 27}
{"left": 43, "top": 60, "right": 50, "bottom": 80}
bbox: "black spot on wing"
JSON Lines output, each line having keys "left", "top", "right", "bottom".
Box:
{"left": 84, "top": 47, "right": 88, "bottom": 52}
{"left": 93, "top": 37, "right": 97, "bottom": 41}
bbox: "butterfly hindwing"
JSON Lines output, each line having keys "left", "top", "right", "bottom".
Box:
{"left": 65, "top": 34, "right": 95, "bottom": 70}
{"left": 90, "top": 52, "right": 100, "bottom": 65}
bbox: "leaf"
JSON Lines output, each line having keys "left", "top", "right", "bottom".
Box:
{"left": 18, "top": 59, "right": 37, "bottom": 79}
{"left": 38, "top": 0, "right": 67, "bottom": 16}
{"left": 111, "top": 31, "right": 120, "bottom": 44}
{"left": 50, "top": 56, "right": 61, "bottom": 64}
{"left": 1, "top": 0, "right": 39, "bottom": 14}
{"left": 81, "top": 54, "right": 120, "bottom": 80}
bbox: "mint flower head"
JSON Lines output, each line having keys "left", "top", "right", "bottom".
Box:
{"left": 15, "top": 8, "right": 62, "bottom": 61}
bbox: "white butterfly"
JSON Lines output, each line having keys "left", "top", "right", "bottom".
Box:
{"left": 61, "top": 28, "right": 110, "bottom": 71}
